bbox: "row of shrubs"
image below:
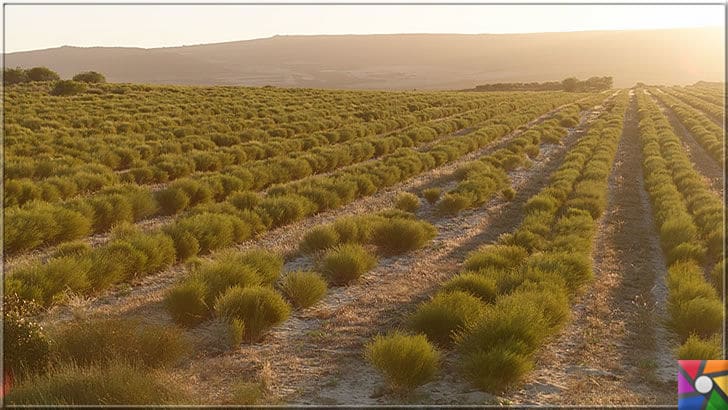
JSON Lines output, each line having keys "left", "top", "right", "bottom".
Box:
{"left": 433, "top": 101, "right": 588, "bottom": 215}
{"left": 652, "top": 89, "right": 725, "bottom": 165}
{"left": 635, "top": 91, "right": 723, "bottom": 358}
{"left": 3, "top": 92, "right": 525, "bottom": 253}
{"left": 6, "top": 93, "right": 581, "bottom": 307}
{"left": 363, "top": 92, "right": 629, "bottom": 392}
{"left": 4, "top": 292, "right": 192, "bottom": 404}
{"left": 4, "top": 96, "right": 482, "bottom": 204}
{"left": 638, "top": 93, "right": 724, "bottom": 262}
{"left": 5, "top": 85, "right": 514, "bottom": 191}
{"left": 4, "top": 93, "right": 573, "bottom": 257}
{"left": 667, "top": 87, "right": 724, "bottom": 124}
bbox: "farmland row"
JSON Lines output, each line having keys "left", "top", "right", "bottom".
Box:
{"left": 662, "top": 87, "right": 724, "bottom": 125}
{"left": 650, "top": 89, "right": 724, "bottom": 165}
{"left": 5, "top": 93, "right": 512, "bottom": 206}
{"left": 634, "top": 91, "right": 723, "bottom": 358}
{"left": 681, "top": 85, "right": 725, "bottom": 107}
{"left": 369, "top": 91, "right": 629, "bottom": 393}
{"left": 7, "top": 93, "right": 592, "bottom": 308}
{"left": 5, "top": 93, "right": 583, "bottom": 257}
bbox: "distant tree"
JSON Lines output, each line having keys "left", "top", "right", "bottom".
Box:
{"left": 50, "top": 80, "right": 87, "bottom": 96}
{"left": 561, "top": 77, "right": 579, "bottom": 92}
{"left": 26, "top": 66, "right": 60, "bottom": 82}
{"left": 72, "top": 71, "right": 106, "bottom": 83}
{"left": 3, "top": 68, "right": 28, "bottom": 85}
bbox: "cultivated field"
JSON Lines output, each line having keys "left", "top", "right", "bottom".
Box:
{"left": 3, "top": 81, "right": 725, "bottom": 405}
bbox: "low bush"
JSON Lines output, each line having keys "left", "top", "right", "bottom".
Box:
{"left": 422, "top": 188, "right": 442, "bottom": 204}
{"left": 164, "top": 279, "right": 210, "bottom": 326}
{"left": 230, "top": 381, "right": 264, "bottom": 405}
{"left": 442, "top": 273, "right": 498, "bottom": 303}
{"left": 668, "top": 296, "right": 723, "bottom": 339}
{"left": 678, "top": 334, "right": 722, "bottom": 360}
{"left": 395, "top": 192, "right": 420, "bottom": 213}
{"left": 461, "top": 345, "right": 532, "bottom": 392}
{"left": 214, "top": 286, "right": 291, "bottom": 342}
{"left": 371, "top": 218, "right": 437, "bottom": 255}
{"left": 320, "top": 243, "right": 378, "bottom": 285}
{"left": 155, "top": 188, "right": 190, "bottom": 215}
{"left": 197, "top": 260, "right": 263, "bottom": 305}
{"left": 5, "top": 361, "right": 187, "bottom": 405}
{"left": 51, "top": 318, "right": 190, "bottom": 369}
{"left": 229, "top": 191, "right": 260, "bottom": 210}
{"left": 280, "top": 271, "right": 328, "bottom": 308}
{"left": 364, "top": 332, "right": 440, "bottom": 391}
{"left": 3, "top": 295, "right": 50, "bottom": 377}
{"left": 50, "top": 80, "right": 86, "bottom": 96}
{"left": 710, "top": 259, "right": 724, "bottom": 294}
{"left": 464, "top": 244, "right": 528, "bottom": 272}
{"left": 436, "top": 193, "right": 471, "bottom": 215}
{"left": 409, "top": 290, "right": 486, "bottom": 346}
{"left": 51, "top": 241, "right": 91, "bottom": 259}
{"left": 300, "top": 226, "right": 340, "bottom": 253}
{"left": 72, "top": 71, "right": 106, "bottom": 83}
{"left": 229, "top": 249, "right": 283, "bottom": 285}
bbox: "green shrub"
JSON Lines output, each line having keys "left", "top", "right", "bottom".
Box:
{"left": 167, "top": 229, "right": 200, "bottom": 261}
{"left": 409, "top": 291, "right": 486, "bottom": 346}
{"left": 258, "top": 194, "right": 312, "bottom": 228}
{"left": 230, "top": 381, "right": 264, "bottom": 405}
{"left": 395, "top": 192, "right": 420, "bottom": 213}
{"left": 320, "top": 243, "right": 378, "bottom": 285}
{"left": 669, "top": 296, "right": 723, "bottom": 339}
{"left": 332, "top": 216, "right": 376, "bottom": 244}
{"left": 197, "top": 260, "right": 263, "bottom": 305}
{"left": 230, "top": 249, "right": 283, "bottom": 285}
{"left": 524, "top": 252, "right": 592, "bottom": 297}
{"left": 214, "top": 286, "right": 291, "bottom": 342}
{"left": 456, "top": 299, "right": 550, "bottom": 357}
{"left": 72, "top": 71, "right": 106, "bottom": 83}
{"left": 229, "top": 191, "right": 260, "bottom": 210}
{"left": 437, "top": 193, "right": 471, "bottom": 215}
{"left": 422, "top": 188, "right": 442, "bottom": 204}
{"left": 464, "top": 244, "right": 528, "bottom": 272}
{"left": 51, "top": 318, "right": 190, "bottom": 369}
{"left": 280, "top": 271, "right": 328, "bottom": 308}
{"left": 5, "top": 361, "right": 187, "bottom": 405}
{"left": 364, "top": 332, "right": 440, "bottom": 391}
{"left": 461, "top": 345, "right": 532, "bottom": 392}
{"left": 371, "top": 218, "right": 437, "bottom": 255}
{"left": 3, "top": 295, "right": 50, "bottom": 377}
{"left": 165, "top": 279, "right": 210, "bottom": 326}
{"left": 300, "top": 226, "right": 340, "bottom": 253}
{"left": 443, "top": 273, "right": 498, "bottom": 303}
{"left": 51, "top": 241, "right": 91, "bottom": 259}
{"left": 678, "top": 334, "right": 722, "bottom": 360}
{"left": 10, "top": 256, "right": 91, "bottom": 305}
{"left": 26, "top": 66, "right": 59, "bottom": 81}
{"left": 50, "top": 80, "right": 87, "bottom": 96}
{"left": 156, "top": 188, "right": 190, "bottom": 215}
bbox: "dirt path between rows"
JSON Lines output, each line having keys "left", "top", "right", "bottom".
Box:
{"left": 648, "top": 91, "right": 724, "bottom": 198}
{"left": 510, "top": 91, "right": 675, "bottom": 406}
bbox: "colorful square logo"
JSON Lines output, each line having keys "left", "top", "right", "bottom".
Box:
{"left": 678, "top": 360, "right": 728, "bottom": 410}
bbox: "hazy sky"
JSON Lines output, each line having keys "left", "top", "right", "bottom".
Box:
{"left": 4, "top": 4, "right": 724, "bottom": 53}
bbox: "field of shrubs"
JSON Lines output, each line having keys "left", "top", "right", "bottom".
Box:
{"left": 3, "top": 76, "right": 724, "bottom": 406}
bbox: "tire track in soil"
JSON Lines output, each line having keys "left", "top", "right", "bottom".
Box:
{"left": 648, "top": 90, "right": 724, "bottom": 198}
{"left": 40, "top": 99, "right": 586, "bottom": 327}
{"left": 510, "top": 90, "right": 675, "bottom": 406}
{"left": 163, "top": 102, "right": 610, "bottom": 405}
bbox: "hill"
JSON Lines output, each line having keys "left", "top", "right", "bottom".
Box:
{"left": 4, "top": 28, "right": 724, "bottom": 89}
